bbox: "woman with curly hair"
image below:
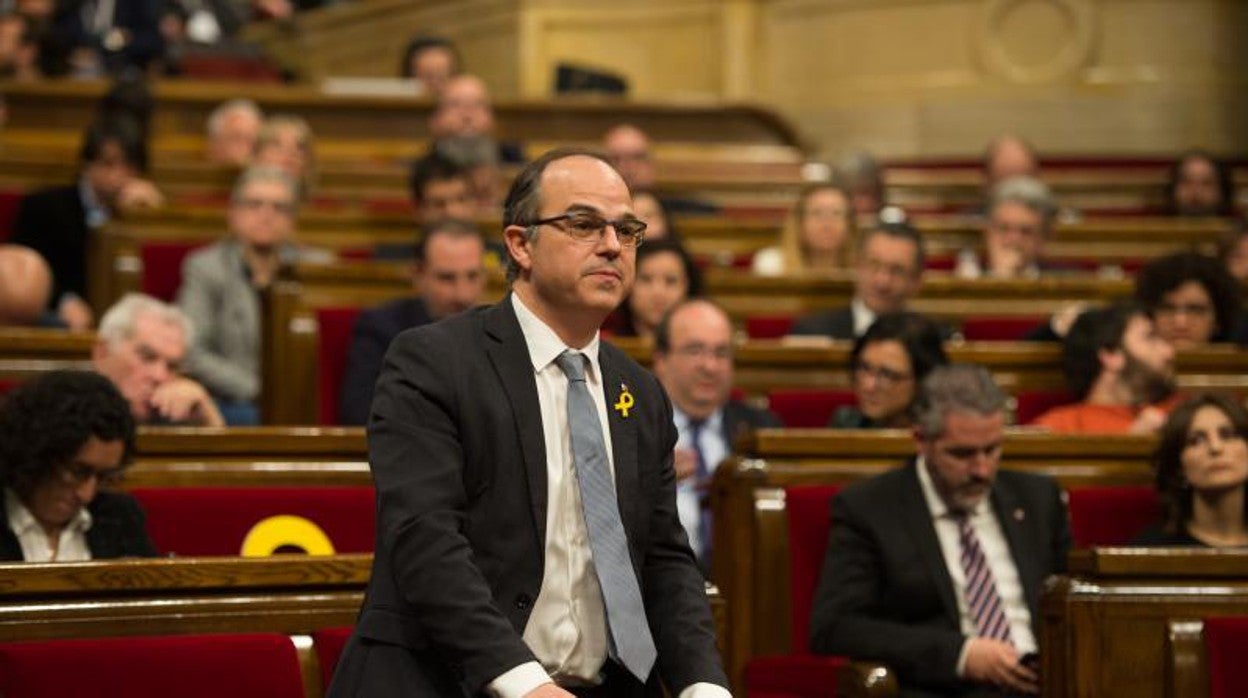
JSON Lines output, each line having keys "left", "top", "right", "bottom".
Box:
{"left": 1134, "top": 251, "right": 1242, "bottom": 349}
{"left": 0, "top": 371, "right": 156, "bottom": 561}
{"left": 1132, "top": 393, "right": 1248, "bottom": 547}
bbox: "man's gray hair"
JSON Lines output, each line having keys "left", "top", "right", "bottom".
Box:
{"left": 98, "top": 293, "right": 194, "bottom": 347}
{"left": 207, "top": 99, "right": 262, "bottom": 138}
{"left": 988, "top": 175, "right": 1057, "bottom": 231}
{"left": 912, "top": 364, "right": 1008, "bottom": 440}
{"left": 230, "top": 165, "right": 299, "bottom": 207}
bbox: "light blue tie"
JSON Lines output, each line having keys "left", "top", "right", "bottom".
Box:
{"left": 554, "top": 350, "right": 658, "bottom": 683}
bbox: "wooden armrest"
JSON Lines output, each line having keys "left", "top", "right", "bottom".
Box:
{"left": 836, "top": 661, "right": 899, "bottom": 698}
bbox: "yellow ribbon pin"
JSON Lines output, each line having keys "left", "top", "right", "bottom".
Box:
{"left": 614, "top": 384, "right": 635, "bottom": 418}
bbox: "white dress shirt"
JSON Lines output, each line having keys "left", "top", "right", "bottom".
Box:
{"left": 490, "top": 295, "right": 730, "bottom": 698}
{"left": 673, "top": 407, "right": 727, "bottom": 558}
{"left": 850, "top": 297, "right": 877, "bottom": 337}
{"left": 4, "top": 488, "right": 93, "bottom": 562}
{"left": 915, "top": 458, "right": 1037, "bottom": 676}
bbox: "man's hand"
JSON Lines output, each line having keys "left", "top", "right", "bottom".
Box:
{"left": 522, "top": 684, "right": 574, "bottom": 697}
{"left": 963, "top": 638, "right": 1038, "bottom": 695}
{"left": 150, "top": 377, "right": 225, "bottom": 427}
{"left": 58, "top": 295, "right": 94, "bottom": 330}
{"left": 987, "top": 244, "right": 1027, "bottom": 278}
{"left": 117, "top": 179, "right": 166, "bottom": 210}
{"left": 673, "top": 448, "right": 698, "bottom": 482}
{"left": 1129, "top": 406, "right": 1167, "bottom": 435}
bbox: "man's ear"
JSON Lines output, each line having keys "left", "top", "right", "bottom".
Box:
{"left": 503, "top": 224, "right": 534, "bottom": 274}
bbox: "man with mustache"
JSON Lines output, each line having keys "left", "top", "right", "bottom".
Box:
{"left": 1034, "top": 303, "right": 1182, "bottom": 434}
{"left": 811, "top": 364, "right": 1071, "bottom": 697}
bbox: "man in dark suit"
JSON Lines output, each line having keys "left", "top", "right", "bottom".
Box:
{"left": 336, "top": 218, "right": 486, "bottom": 425}
{"left": 328, "top": 148, "right": 728, "bottom": 697}
{"left": 789, "top": 222, "right": 926, "bottom": 340}
{"left": 651, "top": 298, "right": 780, "bottom": 567}
{"left": 810, "top": 364, "right": 1070, "bottom": 697}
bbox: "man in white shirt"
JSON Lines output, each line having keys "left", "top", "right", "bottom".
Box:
{"left": 810, "top": 364, "right": 1071, "bottom": 696}
{"left": 328, "top": 148, "right": 729, "bottom": 698}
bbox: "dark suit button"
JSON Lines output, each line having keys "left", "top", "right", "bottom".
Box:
{"left": 515, "top": 593, "right": 533, "bottom": 611}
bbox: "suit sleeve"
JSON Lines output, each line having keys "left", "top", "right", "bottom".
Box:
{"left": 120, "top": 494, "right": 159, "bottom": 558}
{"left": 368, "top": 329, "right": 535, "bottom": 692}
{"left": 641, "top": 375, "right": 730, "bottom": 692}
{"left": 336, "top": 312, "right": 388, "bottom": 426}
{"left": 809, "top": 491, "right": 965, "bottom": 689}
{"left": 176, "top": 253, "right": 259, "bottom": 401}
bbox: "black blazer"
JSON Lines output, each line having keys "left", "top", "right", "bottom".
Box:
{"left": 328, "top": 298, "right": 727, "bottom": 697}
{"left": 789, "top": 306, "right": 856, "bottom": 340}
{"left": 0, "top": 491, "right": 157, "bottom": 561}
{"left": 810, "top": 461, "right": 1070, "bottom": 696}
{"left": 336, "top": 296, "right": 434, "bottom": 426}
{"left": 11, "top": 185, "right": 89, "bottom": 306}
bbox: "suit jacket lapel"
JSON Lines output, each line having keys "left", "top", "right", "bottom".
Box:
{"left": 898, "top": 461, "right": 961, "bottom": 626}
{"left": 990, "top": 482, "right": 1043, "bottom": 620}
{"left": 483, "top": 298, "right": 549, "bottom": 545}
{"left": 599, "top": 347, "right": 641, "bottom": 539}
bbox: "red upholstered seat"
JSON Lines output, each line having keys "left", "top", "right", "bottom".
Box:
{"left": 961, "top": 316, "right": 1045, "bottom": 341}
{"left": 0, "top": 633, "right": 306, "bottom": 698}
{"left": 130, "top": 486, "right": 376, "bottom": 556}
{"left": 1065, "top": 486, "right": 1159, "bottom": 547}
{"left": 768, "top": 390, "right": 857, "bottom": 428}
{"left": 0, "top": 187, "right": 24, "bottom": 240}
{"left": 1205, "top": 617, "right": 1248, "bottom": 698}
{"left": 316, "top": 307, "right": 364, "bottom": 425}
{"left": 1014, "top": 389, "right": 1075, "bottom": 426}
{"left": 747, "top": 315, "right": 796, "bottom": 339}
{"left": 312, "top": 626, "right": 355, "bottom": 690}
{"left": 0, "top": 378, "right": 18, "bottom": 395}
{"left": 141, "top": 240, "right": 205, "bottom": 302}
{"left": 745, "top": 484, "right": 845, "bottom": 697}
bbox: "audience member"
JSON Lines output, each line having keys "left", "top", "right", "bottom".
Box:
{"left": 984, "top": 134, "right": 1040, "bottom": 189}
{"left": 93, "top": 293, "right": 224, "bottom": 427}
{"left": 0, "top": 244, "right": 54, "bottom": 326}
{"left": 811, "top": 364, "right": 1069, "bottom": 696}
{"left": 1033, "top": 303, "right": 1180, "bottom": 434}
{"left": 630, "top": 189, "right": 680, "bottom": 243}
{"left": 0, "top": 11, "right": 39, "bottom": 79}
{"left": 614, "top": 238, "right": 701, "bottom": 341}
{"left": 400, "top": 34, "right": 460, "bottom": 94}
{"left": 602, "top": 123, "right": 719, "bottom": 216}
{"left": 957, "top": 176, "right": 1059, "bottom": 279}
{"left": 206, "top": 98, "right": 264, "bottom": 167}
{"left": 651, "top": 298, "right": 781, "bottom": 569}
{"left": 44, "top": 0, "right": 164, "bottom": 76}
{"left": 830, "top": 311, "right": 949, "bottom": 429}
{"left": 1166, "top": 150, "right": 1235, "bottom": 217}
{"left": 338, "top": 219, "right": 486, "bottom": 425}
{"left": 427, "top": 74, "right": 520, "bottom": 215}
{"left": 1216, "top": 221, "right": 1248, "bottom": 284}
{"left": 836, "top": 151, "right": 887, "bottom": 221}
{"left": 252, "top": 114, "right": 315, "bottom": 198}
{"left": 177, "top": 166, "right": 317, "bottom": 424}
{"left": 1134, "top": 251, "right": 1241, "bottom": 348}
{"left": 753, "top": 181, "right": 855, "bottom": 276}
{"left": 1132, "top": 393, "right": 1248, "bottom": 547}
{"left": 0, "top": 370, "right": 157, "bottom": 562}
{"left": 408, "top": 152, "right": 476, "bottom": 225}
{"left": 789, "top": 222, "right": 926, "bottom": 340}
{"left": 12, "top": 117, "right": 153, "bottom": 329}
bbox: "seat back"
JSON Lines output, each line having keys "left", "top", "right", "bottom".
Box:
{"left": 312, "top": 626, "right": 355, "bottom": 690}
{"left": 1014, "top": 389, "right": 1076, "bottom": 425}
{"left": 140, "top": 240, "right": 204, "bottom": 302}
{"left": 1065, "top": 485, "right": 1159, "bottom": 547}
{"left": 767, "top": 390, "right": 856, "bottom": 428}
{"left": 784, "top": 485, "right": 842, "bottom": 653}
{"left": 130, "top": 486, "right": 376, "bottom": 556}
{"left": 315, "top": 307, "right": 363, "bottom": 425}
{"left": 1205, "top": 617, "right": 1248, "bottom": 698}
{"left": 961, "top": 316, "right": 1045, "bottom": 341}
{"left": 0, "top": 633, "right": 306, "bottom": 698}
{"left": 746, "top": 315, "right": 796, "bottom": 339}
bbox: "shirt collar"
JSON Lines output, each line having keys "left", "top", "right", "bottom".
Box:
{"left": 78, "top": 177, "right": 109, "bottom": 228}
{"left": 850, "top": 297, "right": 877, "bottom": 337}
{"left": 915, "top": 455, "right": 987, "bottom": 521}
{"left": 673, "top": 405, "right": 724, "bottom": 435}
{"left": 4, "top": 488, "right": 93, "bottom": 538}
{"left": 511, "top": 293, "right": 603, "bottom": 382}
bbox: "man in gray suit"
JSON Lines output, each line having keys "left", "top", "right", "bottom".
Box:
{"left": 328, "top": 148, "right": 729, "bottom": 697}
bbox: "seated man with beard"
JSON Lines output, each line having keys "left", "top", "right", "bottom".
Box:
{"left": 1033, "top": 303, "right": 1182, "bottom": 434}
{"left": 426, "top": 74, "right": 525, "bottom": 216}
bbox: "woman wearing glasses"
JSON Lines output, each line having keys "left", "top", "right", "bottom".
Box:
{"left": 1134, "top": 251, "right": 1242, "bottom": 349}
{"left": 0, "top": 371, "right": 156, "bottom": 562}
{"left": 613, "top": 238, "right": 703, "bottom": 342}
{"left": 1133, "top": 393, "right": 1248, "bottom": 547}
{"left": 830, "top": 311, "right": 949, "bottom": 429}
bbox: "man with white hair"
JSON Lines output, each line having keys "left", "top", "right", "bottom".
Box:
{"left": 93, "top": 293, "right": 224, "bottom": 427}
{"left": 206, "top": 98, "right": 263, "bottom": 167}
{"left": 957, "top": 176, "right": 1060, "bottom": 279}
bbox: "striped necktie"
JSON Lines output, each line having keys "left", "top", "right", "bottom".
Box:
{"left": 952, "top": 511, "right": 1013, "bottom": 644}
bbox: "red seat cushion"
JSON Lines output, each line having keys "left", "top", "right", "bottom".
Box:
{"left": 961, "top": 316, "right": 1045, "bottom": 341}
{"left": 747, "top": 315, "right": 796, "bottom": 339}
{"left": 0, "top": 188, "right": 24, "bottom": 240}
{"left": 1014, "top": 390, "right": 1075, "bottom": 426}
{"left": 744, "top": 653, "right": 847, "bottom": 697}
{"left": 316, "top": 307, "right": 363, "bottom": 425}
{"left": 141, "top": 241, "right": 205, "bottom": 302}
{"left": 1065, "top": 486, "right": 1159, "bottom": 547}
{"left": 130, "top": 486, "right": 376, "bottom": 556}
{"left": 768, "top": 390, "right": 856, "bottom": 428}
{"left": 0, "top": 633, "right": 306, "bottom": 698}
{"left": 312, "top": 626, "right": 355, "bottom": 689}
{"left": 1205, "top": 617, "right": 1248, "bottom": 698}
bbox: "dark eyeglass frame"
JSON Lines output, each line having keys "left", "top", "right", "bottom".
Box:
{"left": 852, "top": 360, "right": 913, "bottom": 387}
{"left": 58, "top": 461, "right": 126, "bottom": 487}
{"left": 526, "top": 212, "right": 647, "bottom": 248}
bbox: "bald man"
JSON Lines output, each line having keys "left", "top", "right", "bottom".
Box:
{"left": 0, "top": 244, "right": 55, "bottom": 327}
{"left": 603, "top": 124, "right": 657, "bottom": 191}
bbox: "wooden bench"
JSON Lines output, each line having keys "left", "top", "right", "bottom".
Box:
{"left": 0, "top": 327, "right": 94, "bottom": 388}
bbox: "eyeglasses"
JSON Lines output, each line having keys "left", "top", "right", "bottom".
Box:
{"left": 236, "top": 197, "right": 296, "bottom": 215}
{"left": 672, "top": 343, "right": 734, "bottom": 362}
{"left": 1155, "top": 303, "right": 1213, "bottom": 318}
{"left": 59, "top": 461, "right": 126, "bottom": 487}
{"left": 853, "top": 361, "right": 912, "bottom": 387}
{"left": 527, "top": 212, "right": 646, "bottom": 248}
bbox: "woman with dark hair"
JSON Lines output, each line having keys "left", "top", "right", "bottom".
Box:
{"left": 1134, "top": 251, "right": 1242, "bottom": 348}
{"left": 614, "top": 238, "right": 702, "bottom": 341}
{"left": 1132, "top": 393, "right": 1248, "bottom": 547}
{"left": 399, "top": 35, "right": 461, "bottom": 93}
{"left": 631, "top": 189, "right": 682, "bottom": 244}
{"left": 830, "top": 311, "right": 949, "bottom": 428}
{"left": 0, "top": 370, "right": 156, "bottom": 561}
{"left": 1166, "top": 150, "right": 1236, "bottom": 218}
